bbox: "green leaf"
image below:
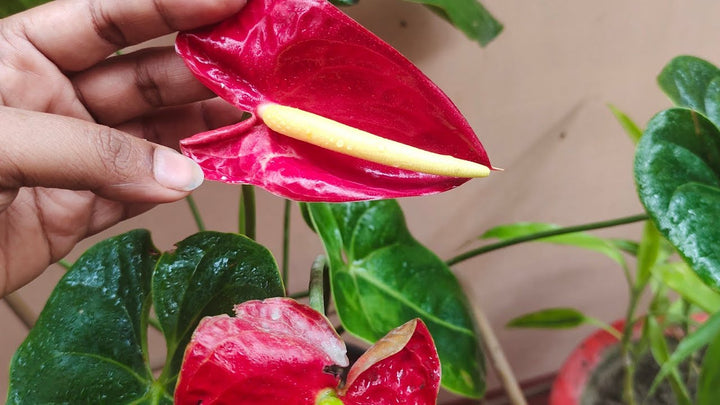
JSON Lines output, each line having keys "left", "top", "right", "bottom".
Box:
{"left": 298, "top": 202, "right": 316, "bottom": 232}
{"left": 7, "top": 230, "right": 170, "bottom": 404}
{"left": 635, "top": 221, "right": 662, "bottom": 290}
{"left": 482, "top": 222, "right": 627, "bottom": 267}
{"left": 506, "top": 308, "right": 587, "bottom": 329}
{"left": 646, "top": 316, "right": 692, "bottom": 405}
{"left": 697, "top": 326, "right": 720, "bottom": 405}
{"left": 408, "top": 0, "right": 503, "bottom": 46}
{"left": 328, "top": 0, "right": 358, "bottom": 5}
{"left": 9, "top": 230, "right": 284, "bottom": 403}
{"left": 653, "top": 262, "right": 720, "bottom": 313}
{"left": 0, "top": 0, "right": 50, "bottom": 18}
{"left": 657, "top": 56, "right": 720, "bottom": 118}
{"left": 608, "top": 104, "right": 643, "bottom": 144}
{"left": 650, "top": 310, "right": 720, "bottom": 395}
{"left": 152, "top": 232, "right": 285, "bottom": 390}
{"left": 634, "top": 108, "right": 720, "bottom": 290}
{"left": 308, "top": 200, "right": 485, "bottom": 398}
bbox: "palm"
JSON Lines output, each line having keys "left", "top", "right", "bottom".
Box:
{"left": 0, "top": 36, "right": 138, "bottom": 292}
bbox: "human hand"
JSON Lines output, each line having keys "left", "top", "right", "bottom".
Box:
{"left": 0, "top": 0, "right": 247, "bottom": 296}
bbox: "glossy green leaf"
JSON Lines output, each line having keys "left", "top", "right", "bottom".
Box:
{"left": 409, "top": 0, "right": 502, "bottom": 46}
{"left": 697, "top": 325, "right": 720, "bottom": 405}
{"left": 7, "top": 230, "right": 169, "bottom": 404}
{"left": 0, "top": 0, "right": 50, "bottom": 18}
{"left": 609, "top": 104, "right": 643, "bottom": 144}
{"left": 634, "top": 108, "right": 720, "bottom": 290}
{"left": 653, "top": 262, "right": 720, "bottom": 313}
{"left": 9, "top": 230, "right": 284, "bottom": 403}
{"left": 328, "top": 0, "right": 358, "bottom": 5}
{"left": 657, "top": 56, "right": 720, "bottom": 118}
{"left": 650, "top": 310, "right": 720, "bottom": 395}
{"left": 152, "top": 232, "right": 285, "bottom": 390}
{"left": 308, "top": 200, "right": 485, "bottom": 398}
{"left": 506, "top": 308, "right": 587, "bottom": 329}
{"left": 646, "top": 316, "right": 692, "bottom": 405}
{"left": 482, "top": 222, "right": 627, "bottom": 267}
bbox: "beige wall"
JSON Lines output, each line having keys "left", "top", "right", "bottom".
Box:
{"left": 3, "top": 0, "right": 720, "bottom": 401}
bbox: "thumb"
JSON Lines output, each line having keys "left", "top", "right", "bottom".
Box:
{"left": 0, "top": 106, "right": 204, "bottom": 204}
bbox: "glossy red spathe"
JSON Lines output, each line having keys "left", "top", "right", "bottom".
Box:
{"left": 176, "top": 0, "right": 491, "bottom": 202}
{"left": 174, "top": 298, "right": 440, "bottom": 405}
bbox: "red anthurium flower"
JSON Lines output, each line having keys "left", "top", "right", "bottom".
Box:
{"left": 175, "top": 298, "right": 440, "bottom": 404}
{"left": 176, "top": 0, "right": 492, "bottom": 202}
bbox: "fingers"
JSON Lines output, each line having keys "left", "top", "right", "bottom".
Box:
{"left": 72, "top": 47, "right": 215, "bottom": 125}
{"left": 0, "top": 106, "right": 204, "bottom": 203}
{"left": 116, "top": 97, "right": 245, "bottom": 145}
{"left": 12, "top": 0, "right": 247, "bottom": 72}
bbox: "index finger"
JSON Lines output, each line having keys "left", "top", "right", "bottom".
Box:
{"left": 8, "top": 0, "right": 246, "bottom": 72}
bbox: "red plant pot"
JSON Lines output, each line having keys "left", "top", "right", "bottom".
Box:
{"left": 548, "top": 321, "right": 625, "bottom": 405}
{"left": 549, "top": 314, "right": 708, "bottom": 405}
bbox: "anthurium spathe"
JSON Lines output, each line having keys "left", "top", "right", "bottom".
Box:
{"left": 174, "top": 298, "right": 441, "bottom": 404}
{"left": 176, "top": 0, "right": 493, "bottom": 202}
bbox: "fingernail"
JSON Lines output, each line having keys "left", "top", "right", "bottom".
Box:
{"left": 153, "top": 148, "right": 204, "bottom": 191}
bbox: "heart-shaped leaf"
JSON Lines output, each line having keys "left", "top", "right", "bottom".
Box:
{"left": 7, "top": 230, "right": 166, "bottom": 404}
{"left": 176, "top": 0, "right": 491, "bottom": 202}
{"left": 657, "top": 56, "right": 720, "bottom": 117}
{"left": 153, "top": 232, "right": 285, "bottom": 390}
{"left": 307, "top": 200, "right": 485, "bottom": 398}
{"left": 634, "top": 108, "right": 720, "bottom": 289}
{"left": 9, "top": 230, "right": 284, "bottom": 403}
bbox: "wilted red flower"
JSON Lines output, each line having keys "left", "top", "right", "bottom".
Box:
{"left": 176, "top": 0, "right": 492, "bottom": 202}
{"left": 175, "top": 298, "right": 440, "bottom": 404}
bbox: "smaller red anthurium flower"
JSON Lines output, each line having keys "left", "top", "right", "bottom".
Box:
{"left": 176, "top": 0, "right": 493, "bottom": 202}
{"left": 174, "top": 298, "right": 440, "bottom": 405}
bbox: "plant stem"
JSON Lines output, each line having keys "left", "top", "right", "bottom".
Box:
{"left": 282, "top": 199, "right": 292, "bottom": 289}
{"left": 585, "top": 316, "right": 623, "bottom": 340}
{"left": 239, "top": 185, "right": 256, "bottom": 239}
{"left": 57, "top": 259, "right": 73, "bottom": 270}
{"left": 185, "top": 195, "right": 206, "bottom": 232}
{"left": 620, "top": 287, "right": 642, "bottom": 405}
{"left": 308, "top": 255, "right": 327, "bottom": 315}
{"left": 446, "top": 214, "right": 649, "bottom": 266}
{"left": 3, "top": 292, "right": 36, "bottom": 329}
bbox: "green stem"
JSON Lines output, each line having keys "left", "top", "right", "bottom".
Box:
{"left": 282, "top": 199, "right": 292, "bottom": 289}
{"left": 57, "top": 259, "right": 73, "bottom": 270}
{"left": 585, "top": 316, "right": 623, "bottom": 340}
{"left": 446, "top": 214, "right": 649, "bottom": 266}
{"left": 620, "top": 286, "right": 642, "bottom": 405}
{"left": 239, "top": 185, "right": 256, "bottom": 239}
{"left": 185, "top": 195, "right": 206, "bottom": 232}
{"left": 309, "top": 255, "right": 327, "bottom": 315}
